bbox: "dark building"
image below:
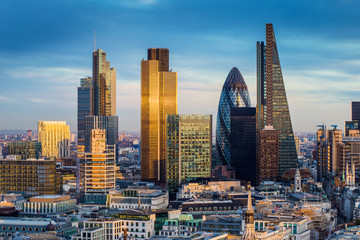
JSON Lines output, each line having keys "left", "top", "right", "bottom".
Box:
{"left": 256, "top": 23, "right": 297, "bottom": 176}
{"left": 148, "top": 48, "right": 169, "bottom": 72}
{"left": 230, "top": 107, "right": 256, "bottom": 184}
{"left": 77, "top": 77, "right": 94, "bottom": 149}
{"left": 216, "top": 68, "right": 251, "bottom": 167}
{"left": 352, "top": 102, "right": 360, "bottom": 121}
{"left": 7, "top": 141, "right": 42, "bottom": 159}
{"left": 84, "top": 115, "right": 119, "bottom": 153}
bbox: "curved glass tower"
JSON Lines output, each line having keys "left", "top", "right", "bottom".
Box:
{"left": 216, "top": 67, "right": 251, "bottom": 166}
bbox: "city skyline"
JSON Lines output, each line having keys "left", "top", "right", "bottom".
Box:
{"left": 1, "top": 0, "right": 360, "bottom": 133}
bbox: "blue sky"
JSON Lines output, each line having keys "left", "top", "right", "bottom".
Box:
{"left": 1, "top": 0, "right": 360, "bottom": 133}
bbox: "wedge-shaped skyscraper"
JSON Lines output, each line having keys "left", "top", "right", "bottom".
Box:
{"left": 256, "top": 24, "right": 297, "bottom": 176}
{"left": 216, "top": 67, "right": 251, "bottom": 166}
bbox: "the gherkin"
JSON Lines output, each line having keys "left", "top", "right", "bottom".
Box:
{"left": 216, "top": 67, "right": 251, "bottom": 166}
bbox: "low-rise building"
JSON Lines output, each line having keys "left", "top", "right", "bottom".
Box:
{"left": 202, "top": 214, "right": 243, "bottom": 236}
{"left": 0, "top": 219, "right": 58, "bottom": 238}
{"left": 22, "top": 195, "right": 76, "bottom": 216}
{"left": 159, "top": 214, "right": 202, "bottom": 237}
{"left": 106, "top": 189, "right": 168, "bottom": 210}
{"left": 72, "top": 227, "right": 105, "bottom": 240}
{"left": 0, "top": 193, "right": 25, "bottom": 210}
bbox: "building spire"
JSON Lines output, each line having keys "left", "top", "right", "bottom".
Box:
{"left": 94, "top": 30, "right": 96, "bottom": 52}
{"left": 242, "top": 183, "right": 256, "bottom": 240}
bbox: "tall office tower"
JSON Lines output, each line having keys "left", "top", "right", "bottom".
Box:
{"left": 257, "top": 126, "right": 279, "bottom": 183}
{"left": 230, "top": 107, "right": 256, "bottom": 184}
{"left": 256, "top": 24, "right": 297, "bottom": 176}
{"left": 7, "top": 140, "right": 42, "bottom": 159}
{"left": 79, "top": 49, "right": 119, "bottom": 154}
{"left": 216, "top": 67, "right": 251, "bottom": 166}
{"left": 316, "top": 126, "right": 329, "bottom": 182}
{"left": 345, "top": 102, "right": 360, "bottom": 136}
{"left": 80, "top": 129, "right": 116, "bottom": 204}
{"left": 77, "top": 77, "right": 94, "bottom": 151}
{"left": 38, "top": 121, "right": 70, "bottom": 158}
{"left": 352, "top": 102, "right": 360, "bottom": 121}
{"left": 327, "top": 126, "right": 342, "bottom": 174}
{"left": 141, "top": 48, "right": 177, "bottom": 183}
{"left": 92, "top": 49, "right": 116, "bottom": 116}
{"left": 166, "top": 114, "right": 212, "bottom": 196}
{"left": 337, "top": 138, "right": 360, "bottom": 178}
{"left": 0, "top": 155, "right": 61, "bottom": 197}
{"left": 84, "top": 115, "right": 118, "bottom": 153}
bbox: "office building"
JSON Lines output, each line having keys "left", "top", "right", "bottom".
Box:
{"left": 141, "top": 48, "right": 177, "bottom": 183}
{"left": 0, "top": 155, "right": 60, "bottom": 197}
{"left": 26, "top": 130, "right": 32, "bottom": 140}
{"left": 78, "top": 49, "right": 119, "bottom": 155}
{"left": 166, "top": 114, "right": 212, "bottom": 195}
{"left": 230, "top": 107, "right": 256, "bottom": 183}
{"left": 256, "top": 23, "right": 297, "bottom": 176}
{"left": 38, "top": 121, "right": 70, "bottom": 158}
{"left": 7, "top": 140, "right": 42, "bottom": 159}
{"left": 352, "top": 102, "right": 360, "bottom": 121}
{"left": 80, "top": 129, "right": 116, "bottom": 204}
{"left": 106, "top": 189, "right": 168, "bottom": 210}
{"left": 257, "top": 126, "right": 279, "bottom": 183}
{"left": 92, "top": 49, "right": 116, "bottom": 116}
{"left": 78, "top": 77, "right": 94, "bottom": 150}
{"left": 216, "top": 67, "right": 251, "bottom": 166}
{"left": 23, "top": 195, "right": 77, "bottom": 215}
{"left": 84, "top": 115, "right": 119, "bottom": 153}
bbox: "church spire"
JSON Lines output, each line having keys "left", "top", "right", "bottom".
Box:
{"left": 242, "top": 183, "right": 256, "bottom": 240}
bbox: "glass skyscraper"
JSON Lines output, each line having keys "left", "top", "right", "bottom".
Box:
{"left": 77, "top": 49, "right": 118, "bottom": 154}
{"left": 141, "top": 48, "right": 177, "bottom": 184}
{"left": 230, "top": 107, "right": 256, "bottom": 184}
{"left": 166, "top": 114, "right": 212, "bottom": 196}
{"left": 216, "top": 67, "right": 251, "bottom": 166}
{"left": 256, "top": 24, "right": 297, "bottom": 175}
{"left": 77, "top": 77, "right": 93, "bottom": 149}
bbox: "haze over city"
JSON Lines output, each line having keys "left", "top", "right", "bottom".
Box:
{"left": 1, "top": 0, "right": 360, "bottom": 132}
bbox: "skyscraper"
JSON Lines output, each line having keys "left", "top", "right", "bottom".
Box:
{"left": 166, "top": 114, "right": 212, "bottom": 196}
{"left": 230, "top": 107, "right": 256, "bottom": 183}
{"left": 38, "top": 121, "right": 70, "bottom": 158}
{"left": 77, "top": 77, "right": 93, "bottom": 150}
{"left": 141, "top": 48, "right": 177, "bottom": 183}
{"left": 216, "top": 67, "right": 251, "bottom": 166}
{"left": 256, "top": 24, "right": 298, "bottom": 176}
{"left": 92, "top": 49, "right": 116, "bottom": 116}
{"left": 80, "top": 129, "right": 116, "bottom": 204}
{"left": 78, "top": 49, "right": 119, "bottom": 154}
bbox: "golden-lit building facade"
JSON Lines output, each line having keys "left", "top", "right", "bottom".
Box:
{"left": 80, "top": 129, "right": 116, "bottom": 204}
{"left": 92, "top": 49, "right": 116, "bottom": 116}
{"left": 141, "top": 48, "right": 177, "bottom": 183}
{"left": 166, "top": 114, "right": 212, "bottom": 195}
{"left": 38, "top": 121, "right": 70, "bottom": 158}
{"left": 0, "top": 156, "right": 60, "bottom": 197}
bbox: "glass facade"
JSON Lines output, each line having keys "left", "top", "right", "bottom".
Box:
{"left": 84, "top": 115, "right": 119, "bottom": 153}
{"left": 92, "top": 49, "right": 116, "bottom": 116}
{"left": 0, "top": 158, "right": 60, "bottom": 197}
{"left": 141, "top": 48, "right": 177, "bottom": 183}
{"left": 78, "top": 77, "right": 93, "bottom": 148}
{"left": 7, "top": 140, "right": 42, "bottom": 159}
{"left": 166, "top": 114, "right": 212, "bottom": 195}
{"left": 216, "top": 67, "right": 251, "bottom": 166}
{"left": 37, "top": 121, "right": 70, "bottom": 158}
{"left": 256, "top": 24, "right": 297, "bottom": 175}
{"left": 230, "top": 107, "right": 256, "bottom": 184}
